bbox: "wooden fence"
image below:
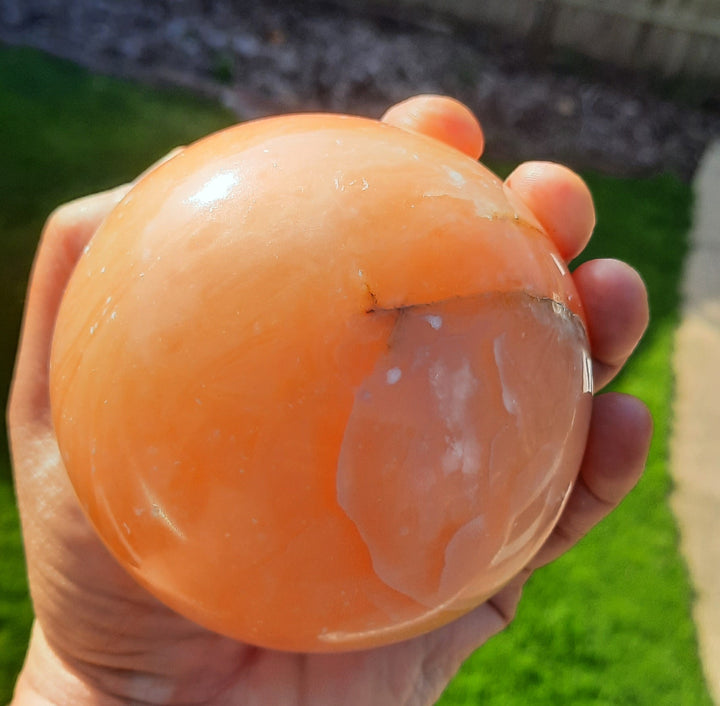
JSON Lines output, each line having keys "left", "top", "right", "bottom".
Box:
{"left": 345, "top": 0, "right": 720, "bottom": 79}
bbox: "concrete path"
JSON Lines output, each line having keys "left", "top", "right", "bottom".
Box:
{"left": 670, "top": 139, "right": 720, "bottom": 705}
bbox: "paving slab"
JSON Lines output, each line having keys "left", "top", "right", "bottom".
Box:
{"left": 670, "top": 139, "right": 720, "bottom": 705}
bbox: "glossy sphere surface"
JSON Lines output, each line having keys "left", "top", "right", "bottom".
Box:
{"left": 50, "top": 114, "right": 593, "bottom": 651}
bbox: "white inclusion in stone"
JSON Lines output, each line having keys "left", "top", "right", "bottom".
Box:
{"left": 430, "top": 359, "right": 482, "bottom": 476}
{"left": 424, "top": 314, "right": 443, "bottom": 330}
{"left": 386, "top": 367, "right": 402, "bottom": 385}
{"left": 442, "top": 436, "right": 481, "bottom": 476}
{"left": 493, "top": 335, "right": 518, "bottom": 415}
{"left": 444, "top": 166, "right": 466, "bottom": 188}
{"left": 430, "top": 359, "right": 477, "bottom": 429}
{"left": 188, "top": 171, "right": 238, "bottom": 206}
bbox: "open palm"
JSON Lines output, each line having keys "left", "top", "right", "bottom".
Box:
{"left": 8, "top": 96, "right": 652, "bottom": 706}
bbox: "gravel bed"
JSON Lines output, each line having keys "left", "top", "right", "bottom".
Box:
{"left": 2, "top": 0, "right": 719, "bottom": 178}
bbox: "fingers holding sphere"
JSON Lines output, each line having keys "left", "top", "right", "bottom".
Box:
{"left": 383, "top": 100, "right": 595, "bottom": 263}
{"left": 505, "top": 161, "right": 596, "bottom": 262}
{"left": 381, "top": 94, "right": 485, "bottom": 160}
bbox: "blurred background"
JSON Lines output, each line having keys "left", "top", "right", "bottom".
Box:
{"left": 1, "top": 0, "right": 719, "bottom": 703}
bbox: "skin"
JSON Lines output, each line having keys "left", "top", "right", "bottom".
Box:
{"left": 7, "top": 95, "right": 652, "bottom": 706}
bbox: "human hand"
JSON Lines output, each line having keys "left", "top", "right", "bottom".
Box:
{"left": 8, "top": 95, "right": 651, "bottom": 706}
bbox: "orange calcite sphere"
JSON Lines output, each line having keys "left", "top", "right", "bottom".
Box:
{"left": 50, "top": 114, "right": 593, "bottom": 651}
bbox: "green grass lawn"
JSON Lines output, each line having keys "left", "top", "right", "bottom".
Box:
{"left": 0, "top": 43, "right": 712, "bottom": 704}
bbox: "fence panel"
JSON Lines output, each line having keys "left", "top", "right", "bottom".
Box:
{"left": 354, "top": 0, "right": 720, "bottom": 79}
